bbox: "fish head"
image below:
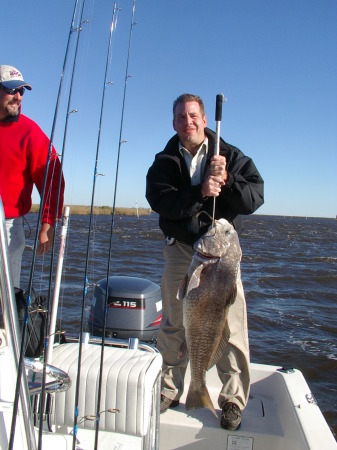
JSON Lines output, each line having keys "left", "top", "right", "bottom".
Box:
{"left": 193, "top": 218, "right": 241, "bottom": 260}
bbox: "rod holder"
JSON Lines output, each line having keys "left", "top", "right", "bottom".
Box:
{"left": 128, "top": 338, "right": 139, "bottom": 350}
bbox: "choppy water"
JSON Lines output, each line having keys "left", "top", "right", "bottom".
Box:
{"left": 21, "top": 213, "right": 337, "bottom": 439}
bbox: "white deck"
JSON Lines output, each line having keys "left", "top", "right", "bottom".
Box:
{"left": 159, "top": 363, "right": 337, "bottom": 450}
{"left": 1, "top": 330, "right": 336, "bottom": 449}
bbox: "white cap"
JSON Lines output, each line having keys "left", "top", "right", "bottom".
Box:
{"left": 0, "top": 65, "right": 32, "bottom": 90}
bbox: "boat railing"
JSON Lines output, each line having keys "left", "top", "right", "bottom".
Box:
{"left": 65, "top": 332, "right": 160, "bottom": 353}
{"left": 0, "top": 197, "right": 37, "bottom": 450}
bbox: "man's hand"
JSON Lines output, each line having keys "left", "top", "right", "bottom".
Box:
{"left": 210, "top": 155, "right": 228, "bottom": 182}
{"left": 201, "top": 155, "right": 228, "bottom": 198}
{"left": 37, "top": 223, "right": 54, "bottom": 256}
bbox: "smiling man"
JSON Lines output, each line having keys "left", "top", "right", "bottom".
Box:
{"left": 146, "top": 93, "right": 264, "bottom": 430}
{"left": 0, "top": 65, "right": 65, "bottom": 288}
{"left": 173, "top": 99, "right": 207, "bottom": 154}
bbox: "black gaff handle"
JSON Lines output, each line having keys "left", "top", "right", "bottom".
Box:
{"left": 212, "top": 93, "right": 225, "bottom": 224}
{"left": 215, "top": 93, "right": 224, "bottom": 122}
{"left": 214, "top": 93, "right": 225, "bottom": 156}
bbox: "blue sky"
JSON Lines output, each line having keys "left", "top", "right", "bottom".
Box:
{"left": 2, "top": 0, "right": 336, "bottom": 217}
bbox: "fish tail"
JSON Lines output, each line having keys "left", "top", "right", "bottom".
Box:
{"left": 185, "top": 385, "right": 218, "bottom": 418}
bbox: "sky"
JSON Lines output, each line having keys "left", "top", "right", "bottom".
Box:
{"left": 1, "top": 0, "right": 336, "bottom": 218}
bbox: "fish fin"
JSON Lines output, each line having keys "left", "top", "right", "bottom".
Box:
{"left": 177, "top": 264, "right": 204, "bottom": 300}
{"left": 207, "top": 320, "right": 231, "bottom": 371}
{"left": 177, "top": 274, "right": 189, "bottom": 300}
{"left": 186, "top": 265, "right": 204, "bottom": 292}
{"left": 178, "top": 340, "right": 188, "bottom": 359}
{"left": 178, "top": 252, "right": 219, "bottom": 300}
{"left": 185, "top": 384, "right": 218, "bottom": 418}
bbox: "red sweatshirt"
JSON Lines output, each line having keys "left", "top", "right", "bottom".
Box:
{"left": 0, "top": 113, "right": 65, "bottom": 225}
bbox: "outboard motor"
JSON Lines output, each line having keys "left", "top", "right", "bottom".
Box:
{"left": 88, "top": 276, "right": 162, "bottom": 343}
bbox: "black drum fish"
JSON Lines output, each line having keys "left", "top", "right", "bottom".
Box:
{"left": 177, "top": 218, "right": 242, "bottom": 417}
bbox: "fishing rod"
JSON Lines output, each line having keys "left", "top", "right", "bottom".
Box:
{"left": 69, "top": 2, "right": 121, "bottom": 449}
{"left": 35, "top": 3, "right": 88, "bottom": 449}
{"left": 94, "top": 2, "right": 137, "bottom": 446}
{"left": 92, "top": 1, "right": 121, "bottom": 448}
{"left": 212, "top": 93, "right": 226, "bottom": 226}
{"left": 43, "top": 0, "right": 88, "bottom": 362}
{"left": 8, "top": 2, "right": 81, "bottom": 448}
{"left": 111, "top": 0, "right": 137, "bottom": 216}
{"left": 36, "top": 1, "right": 89, "bottom": 448}
{"left": 92, "top": 0, "right": 120, "bottom": 449}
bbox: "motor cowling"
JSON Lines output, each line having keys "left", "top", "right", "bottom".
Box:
{"left": 88, "top": 276, "right": 162, "bottom": 343}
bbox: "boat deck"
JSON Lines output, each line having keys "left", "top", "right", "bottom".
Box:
{"left": 1, "top": 330, "right": 336, "bottom": 449}
{"left": 159, "top": 363, "right": 336, "bottom": 450}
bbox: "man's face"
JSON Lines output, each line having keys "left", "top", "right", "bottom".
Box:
{"left": 173, "top": 101, "right": 207, "bottom": 153}
{"left": 0, "top": 88, "right": 22, "bottom": 120}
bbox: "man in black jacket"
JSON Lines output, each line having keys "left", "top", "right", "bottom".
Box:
{"left": 146, "top": 93, "right": 264, "bottom": 430}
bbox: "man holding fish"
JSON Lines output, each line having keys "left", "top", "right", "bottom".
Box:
{"left": 146, "top": 93, "right": 264, "bottom": 430}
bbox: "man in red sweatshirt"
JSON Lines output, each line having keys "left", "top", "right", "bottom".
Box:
{"left": 0, "top": 64, "right": 65, "bottom": 288}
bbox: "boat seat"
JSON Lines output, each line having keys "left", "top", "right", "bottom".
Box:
{"left": 50, "top": 342, "right": 162, "bottom": 437}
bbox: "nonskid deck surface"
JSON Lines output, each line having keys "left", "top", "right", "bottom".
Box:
{"left": 159, "top": 374, "right": 279, "bottom": 450}
{"left": 160, "top": 396, "right": 264, "bottom": 450}
{"left": 159, "top": 363, "right": 337, "bottom": 450}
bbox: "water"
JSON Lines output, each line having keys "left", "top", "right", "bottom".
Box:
{"left": 21, "top": 213, "right": 337, "bottom": 439}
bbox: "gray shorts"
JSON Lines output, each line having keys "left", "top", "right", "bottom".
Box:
{"left": 5, "top": 217, "right": 25, "bottom": 288}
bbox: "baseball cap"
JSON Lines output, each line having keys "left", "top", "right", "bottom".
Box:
{"left": 0, "top": 65, "right": 32, "bottom": 90}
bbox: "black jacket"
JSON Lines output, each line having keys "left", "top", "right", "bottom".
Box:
{"left": 146, "top": 128, "right": 264, "bottom": 245}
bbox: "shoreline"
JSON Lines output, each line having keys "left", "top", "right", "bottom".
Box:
{"left": 30, "top": 205, "right": 335, "bottom": 220}
{"left": 30, "top": 204, "right": 152, "bottom": 216}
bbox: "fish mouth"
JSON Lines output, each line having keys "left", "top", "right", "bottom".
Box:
{"left": 196, "top": 250, "right": 219, "bottom": 261}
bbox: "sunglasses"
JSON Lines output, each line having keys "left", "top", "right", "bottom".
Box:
{"left": 0, "top": 84, "right": 25, "bottom": 96}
